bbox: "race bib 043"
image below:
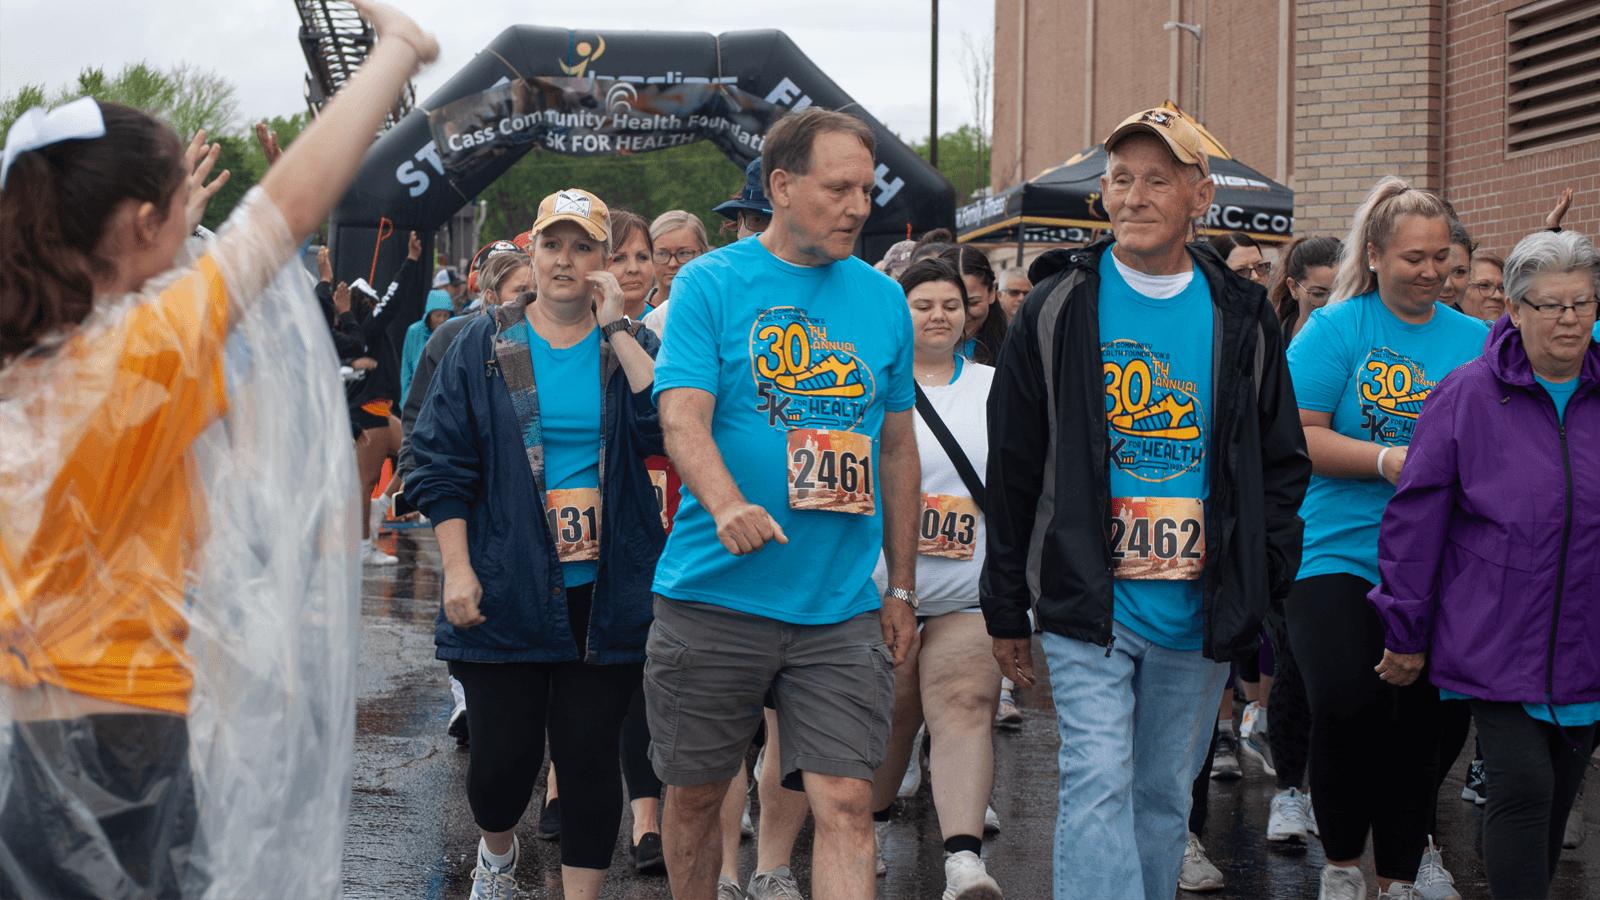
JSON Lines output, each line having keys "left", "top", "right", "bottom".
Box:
{"left": 545, "top": 487, "right": 600, "bottom": 563}
{"left": 1109, "top": 497, "right": 1204, "bottom": 580}
{"left": 787, "top": 429, "right": 875, "bottom": 515}
{"left": 919, "top": 493, "right": 978, "bottom": 559}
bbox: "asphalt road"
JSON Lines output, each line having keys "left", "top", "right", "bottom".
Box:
{"left": 343, "top": 526, "right": 1598, "bottom": 899}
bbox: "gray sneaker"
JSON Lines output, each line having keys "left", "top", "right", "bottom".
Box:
{"left": 748, "top": 865, "right": 806, "bottom": 900}
{"left": 1318, "top": 864, "right": 1365, "bottom": 900}
{"left": 718, "top": 875, "right": 748, "bottom": 900}
{"left": 1413, "top": 836, "right": 1460, "bottom": 900}
{"left": 1378, "top": 884, "right": 1423, "bottom": 900}
{"left": 1178, "top": 832, "right": 1224, "bottom": 892}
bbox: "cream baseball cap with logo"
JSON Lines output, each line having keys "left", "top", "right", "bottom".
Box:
{"left": 532, "top": 188, "right": 610, "bottom": 241}
{"left": 1104, "top": 109, "right": 1210, "bottom": 178}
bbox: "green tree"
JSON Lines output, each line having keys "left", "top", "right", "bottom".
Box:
{"left": 1, "top": 62, "right": 239, "bottom": 139}
{"left": 478, "top": 141, "right": 746, "bottom": 247}
{"left": 201, "top": 112, "right": 311, "bottom": 232}
{"left": 912, "top": 124, "right": 991, "bottom": 205}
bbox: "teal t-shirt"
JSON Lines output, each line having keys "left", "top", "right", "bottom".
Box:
{"left": 1536, "top": 374, "right": 1579, "bottom": 422}
{"left": 1288, "top": 293, "right": 1487, "bottom": 584}
{"left": 1098, "top": 250, "right": 1213, "bottom": 650}
{"left": 1439, "top": 688, "right": 1600, "bottom": 727}
{"left": 651, "top": 236, "right": 916, "bottom": 624}
{"left": 515, "top": 322, "right": 602, "bottom": 587}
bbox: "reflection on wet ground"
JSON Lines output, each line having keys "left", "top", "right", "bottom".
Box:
{"left": 344, "top": 527, "right": 1597, "bottom": 899}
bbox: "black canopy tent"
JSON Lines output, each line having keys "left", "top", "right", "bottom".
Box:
{"left": 956, "top": 144, "right": 1295, "bottom": 248}
{"left": 328, "top": 26, "right": 957, "bottom": 339}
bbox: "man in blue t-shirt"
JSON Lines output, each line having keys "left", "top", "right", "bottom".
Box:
{"left": 982, "top": 108, "right": 1310, "bottom": 900}
{"left": 645, "top": 108, "right": 919, "bottom": 900}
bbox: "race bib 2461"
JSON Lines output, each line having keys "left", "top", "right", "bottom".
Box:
{"left": 787, "top": 429, "right": 875, "bottom": 515}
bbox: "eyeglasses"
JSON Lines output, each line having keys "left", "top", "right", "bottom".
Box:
{"left": 1467, "top": 281, "right": 1504, "bottom": 295}
{"left": 1233, "top": 261, "right": 1273, "bottom": 278}
{"left": 1519, "top": 298, "right": 1599, "bottom": 319}
{"left": 653, "top": 249, "right": 701, "bottom": 265}
{"left": 1292, "top": 282, "right": 1331, "bottom": 302}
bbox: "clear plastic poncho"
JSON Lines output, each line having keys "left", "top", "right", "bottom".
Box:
{"left": 0, "top": 187, "right": 359, "bottom": 899}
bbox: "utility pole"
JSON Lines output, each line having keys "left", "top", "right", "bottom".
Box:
{"left": 930, "top": 0, "right": 939, "bottom": 168}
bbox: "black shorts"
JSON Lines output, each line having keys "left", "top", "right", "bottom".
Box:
{"left": 0, "top": 714, "right": 204, "bottom": 899}
{"left": 350, "top": 397, "right": 395, "bottom": 435}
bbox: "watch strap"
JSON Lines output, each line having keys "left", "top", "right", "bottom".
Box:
{"left": 884, "top": 587, "right": 918, "bottom": 610}
{"left": 601, "top": 316, "right": 633, "bottom": 339}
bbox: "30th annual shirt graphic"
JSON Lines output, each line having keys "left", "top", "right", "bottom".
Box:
{"left": 651, "top": 236, "right": 914, "bottom": 625}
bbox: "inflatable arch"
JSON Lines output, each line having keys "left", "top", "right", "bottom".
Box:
{"left": 329, "top": 26, "right": 956, "bottom": 327}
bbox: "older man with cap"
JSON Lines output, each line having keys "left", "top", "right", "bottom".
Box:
{"left": 981, "top": 108, "right": 1310, "bottom": 900}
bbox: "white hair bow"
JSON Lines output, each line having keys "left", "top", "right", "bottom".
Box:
{"left": 0, "top": 97, "right": 106, "bottom": 190}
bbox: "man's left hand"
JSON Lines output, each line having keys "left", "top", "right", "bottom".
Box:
{"left": 1375, "top": 649, "right": 1426, "bottom": 686}
{"left": 880, "top": 593, "right": 916, "bottom": 665}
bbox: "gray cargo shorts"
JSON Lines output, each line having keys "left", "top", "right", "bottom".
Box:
{"left": 643, "top": 594, "right": 895, "bottom": 789}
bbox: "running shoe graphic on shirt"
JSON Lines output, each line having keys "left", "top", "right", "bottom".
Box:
{"left": 749, "top": 306, "right": 876, "bottom": 432}
{"left": 1357, "top": 347, "right": 1438, "bottom": 444}
{"left": 1101, "top": 339, "right": 1206, "bottom": 483}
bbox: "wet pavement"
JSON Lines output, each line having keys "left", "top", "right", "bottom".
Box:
{"left": 345, "top": 526, "right": 1598, "bottom": 899}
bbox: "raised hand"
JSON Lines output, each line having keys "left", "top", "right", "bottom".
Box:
{"left": 181, "top": 129, "right": 230, "bottom": 233}
{"left": 408, "top": 230, "right": 422, "bottom": 261}
{"left": 318, "top": 248, "right": 333, "bottom": 284}
{"left": 351, "top": 0, "right": 440, "bottom": 68}
{"left": 333, "top": 280, "right": 352, "bottom": 315}
{"left": 588, "top": 270, "right": 627, "bottom": 326}
{"left": 1546, "top": 187, "right": 1573, "bottom": 230}
{"left": 254, "top": 122, "right": 284, "bottom": 166}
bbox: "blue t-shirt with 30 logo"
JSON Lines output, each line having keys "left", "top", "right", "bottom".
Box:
{"left": 1288, "top": 291, "right": 1486, "bottom": 584}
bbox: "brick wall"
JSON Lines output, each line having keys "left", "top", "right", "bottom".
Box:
{"left": 1291, "top": 0, "right": 1444, "bottom": 238}
{"left": 1441, "top": 0, "right": 1600, "bottom": 256}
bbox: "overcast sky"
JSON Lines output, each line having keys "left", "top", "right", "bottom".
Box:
{"left": 1, "top": 0, "right": 993, "bottom": 142}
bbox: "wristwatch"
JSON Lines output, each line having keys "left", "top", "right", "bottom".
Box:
{"left": 884, "top": 587, "right": 919, "bottom": 611}
{"left": 600, "top": 316, "right": 634, "bottom": 340}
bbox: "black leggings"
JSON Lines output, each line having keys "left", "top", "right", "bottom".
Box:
{"left": 620, "top": 682, "right": 664, "bottom": 807}
{"left": 1430, "top": 698, "right": 1473, "bottom": 835}
{"left": 448, "top": 587, "right": 644, "bottom": 870}
{"left": 1287, "top": 573, "right": 1441, "bottom": 881}
{"left": 1470, "top": 700, "right": 1596, "bottom": 899}
{"left": 1265, "top": 606, "right": 1314, "bottom": 793}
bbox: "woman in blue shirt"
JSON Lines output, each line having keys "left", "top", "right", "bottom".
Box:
{"left": 1285, "top": 177, "right": 1488, "bottom": 900}
{"left": 408, "top": 188, "right": 663, "bottom": 900}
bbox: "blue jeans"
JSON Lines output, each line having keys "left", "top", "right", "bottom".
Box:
{"left": 1042, "top": 619, "right": 1229, "bottom": 900}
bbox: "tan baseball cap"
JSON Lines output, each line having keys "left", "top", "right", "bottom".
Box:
{"left": 532, "top": 188, "right": 609, "bottom": 241}
{"left": 1104, "top": 108, "right": 1210, "bottom": 177}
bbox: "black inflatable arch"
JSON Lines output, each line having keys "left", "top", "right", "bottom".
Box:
{"left": 329, "top": 26, "right": 955, "bottom": 326}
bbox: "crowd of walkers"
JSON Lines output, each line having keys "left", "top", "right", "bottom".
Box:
{"left": 1, "top": 4, "right": 1597, "bottom": 900}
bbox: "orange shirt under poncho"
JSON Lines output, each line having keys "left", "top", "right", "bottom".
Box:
{"left": 1, "top": 257, "right": 230, "bottom": 715}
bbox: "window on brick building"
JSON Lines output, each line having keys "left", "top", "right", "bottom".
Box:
{"left": 1506, "top": 0, "right": 1600, "bottom": 153}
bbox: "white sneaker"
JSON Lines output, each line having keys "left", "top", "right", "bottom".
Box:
{"left": 983, "top": 804, "right": 1000, "bottom": 834}
{"left": 1318, "top": 863, "right": 1365, "bottom": 900}
{"left": 369, "top": 493, "right": 392, "bottom": 536}
{"left": 470, "top": 837, "right": 517, "bottom": 900}
{"left": 752, "top": 745, "right": 765, "bottom": 785}
{"left": 1413, "top": 836, "right": 1460, "bottom": 900}
{"left": 1378, "top": 885, "right": 1423, "bottom": 900}
{"left": 874, "top": 819, "right": 889, "bottom": 876}
{"left": 741, "top": 793, "right": 755, "bottom": 838}
{"left": 942, "top": 850, "right": 1002, "bottom": 900}
{"left": 1307, "top": 793, "right": 1320, "bottom": 836}
{"left": 1267, "top": 787, "right": 1313, "bottom": 844}
{"left": 994, "top": 695, "right": 1024, "bottom": 729}
{"left": 1179, "top": 832, "right": 1224, "bottom": 892}
{"left": 361, "top": 538, "right": 397, "bottom": 566}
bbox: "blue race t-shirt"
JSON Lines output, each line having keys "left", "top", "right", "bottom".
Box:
{"left": 521, "top": 323, "right": 602, "bottom": 587}
{"left": 1288, "top": 292, "right": 1487, "bottom": 584}
{"left": 1536, "top": 374, "right": 1579, "bottom": 423}
{"left": 1098, "top": 249, "right": 1213, "bottom": 650}
{"left": 651, "top": 236, "right": 916, "bottom": 624}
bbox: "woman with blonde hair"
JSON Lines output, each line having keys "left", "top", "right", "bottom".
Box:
{"left": 1286, "top": 175, "right": 1488, "bottom": 900}
{"left": 639, "top": 209, "right": 709, "bottom": 335}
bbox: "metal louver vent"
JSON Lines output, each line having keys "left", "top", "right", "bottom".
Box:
{"left": 1506, "top": 0, "right": 1600, "bottom": 154}
{"left": 295, "top": 0, "right": 414, "bottom": 132}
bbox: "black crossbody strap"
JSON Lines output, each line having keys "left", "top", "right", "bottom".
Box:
{"left": 913, "top": 383, "right": 985, "bottom": 509}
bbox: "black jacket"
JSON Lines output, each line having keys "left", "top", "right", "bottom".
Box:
{"left": 346, "top": 257, "right": 417, "bottom": 413}
{"left": 979, "top": 239, "right": 1310, "bottom": 662}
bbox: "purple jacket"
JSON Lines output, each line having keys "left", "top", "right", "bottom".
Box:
{"left": 1368, "top": 315, "right": 1600, "bottom": 705}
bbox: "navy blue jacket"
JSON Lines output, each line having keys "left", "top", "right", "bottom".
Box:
{"left": 407, "top": 314, "right": 665, "bottom": 664}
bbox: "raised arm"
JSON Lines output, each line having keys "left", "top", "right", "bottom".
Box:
{"left": 259, "top": 0, "right": 438, "bottom": 242}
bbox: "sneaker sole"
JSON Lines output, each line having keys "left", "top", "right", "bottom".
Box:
{"left": 951, "top": 885, "right": 1004, "bottom": 900}
{"left": 1267, "top": 829, "right": 1309, "bottom": 844}
{"left": 1179, "top": 877, "right": 1226, "bottom": 892}
{"left": 1240, "top": 739, "right": 1276, "bottom": 777}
